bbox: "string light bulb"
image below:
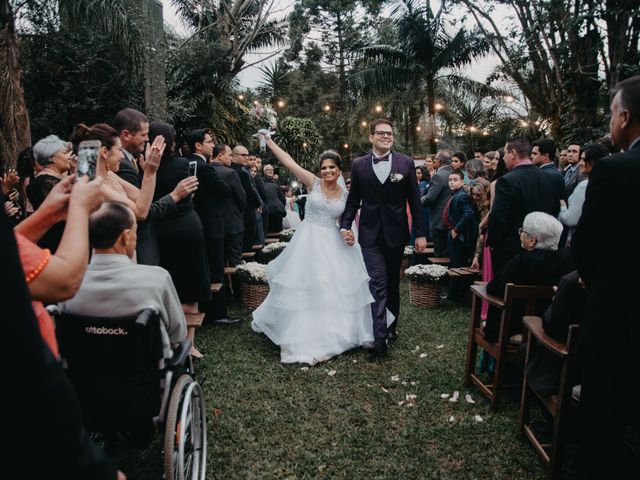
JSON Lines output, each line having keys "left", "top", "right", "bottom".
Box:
{"left": 375, "top": 105, "right": 383, "bottom": 113}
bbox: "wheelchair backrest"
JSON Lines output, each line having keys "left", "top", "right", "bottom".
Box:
{"left": 53, "top": 308, "right": 165, "bottom": 433}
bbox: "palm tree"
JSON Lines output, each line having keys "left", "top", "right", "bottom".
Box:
{"left": 0, "top": 0, "right": 145, "bottom": 170}
{"left": 350, "top": 0, "right": 490, "bottom": 152}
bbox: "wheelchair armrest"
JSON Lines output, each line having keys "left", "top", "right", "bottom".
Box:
{"left": 167, "top": 339, "right": 192, "bottom": 368}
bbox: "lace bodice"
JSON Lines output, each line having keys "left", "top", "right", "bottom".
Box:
{"left": 303, "top": 177, "right": 348, "bottom": 228}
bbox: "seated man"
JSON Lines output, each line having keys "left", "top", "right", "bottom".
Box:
{"left": 484, "top": 211, "right": 575, "bottom": 342}
{"left": 60, "top": 202, "right": 186, "bottom": 359}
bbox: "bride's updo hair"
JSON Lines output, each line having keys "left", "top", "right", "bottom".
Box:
{"left": 69, "top": 123, "right": 118, "bottom": 150}
{"left": 319, "top": 150, "right": 342, "bottom": 170}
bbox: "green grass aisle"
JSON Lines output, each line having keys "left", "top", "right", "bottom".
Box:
{"left": 113, "top": 280, "right": 545, "bottom": 479}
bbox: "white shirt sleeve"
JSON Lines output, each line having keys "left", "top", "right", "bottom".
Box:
{"left": 558, "top": 180, "right": 588, "bottom": 227}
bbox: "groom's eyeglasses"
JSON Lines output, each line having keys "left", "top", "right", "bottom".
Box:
{"left": 373, "top": 131, "right": 394, "bottom": 137}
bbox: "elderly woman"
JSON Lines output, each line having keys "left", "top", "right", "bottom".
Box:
{"left": 558, "top": 143, "right": 609, "bottom": 245}
{"left": 483, "top": 212, "right": 575, "bottom": 342}
{"left": 26, "top": 135, "right": 74, "bottom": 251}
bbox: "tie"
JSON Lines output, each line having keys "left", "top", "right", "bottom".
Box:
{"left": 373, "top": 153, "right": 390, "bottom": 164}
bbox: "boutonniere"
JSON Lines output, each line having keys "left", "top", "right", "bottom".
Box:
{"left": 390, "top": 173, "right": 404, "bottom": 183}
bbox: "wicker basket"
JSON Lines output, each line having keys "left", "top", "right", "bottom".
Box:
{"left": 409, "top": 280, "right": 441, "bottom": 308}
{"left": 241, "top": 283, "right": 269, "bottom": 310}
{"left": 400, "top": 258, "right": 410, "bottom": 278}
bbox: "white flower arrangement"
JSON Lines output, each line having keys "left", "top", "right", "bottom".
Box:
{"left": 390, "top": 173, "right": 404, "bottom": 183}
{"left": 279, "top": 228, "right": 296, "bottom": 242}
{"left": 257, "top": 242, "right": 287, "bottom": 263}
{"left": 404, "top": 264, "right": 449, "bottom": 284}
{"left": 403, "top": 246, "right": 414, "bottom": 257}
{"left": 249, "top": 101, "right": 277, "bottom": 152}
{"left": 236, "top": 262, "right": 268, "bottom": 284}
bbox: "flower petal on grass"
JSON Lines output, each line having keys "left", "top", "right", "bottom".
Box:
{"left": 419, "top": 353, "right": 428, "bottom": 359}
{"left": 327, "top": 369, "right": 337, "bottom": 377}
{"left": 465, "top": 394, "right": 475, "bottom": 404}
{"left": 440, "top": 393, "right": 450, "bottom": 399}
{"left": 449, "top": 391, "right": 459, "bottom": 402}
{"left": 391, "top": 375, "right": 400, "bottom": 382}
{"left": 436, "top": 344, "right": 444, "bottom": 349}
{"left": 449, "top": 416, "right": 455, "bottom": 422}
{"left": 474, "top": 415, "right": 484, "bottom": 422}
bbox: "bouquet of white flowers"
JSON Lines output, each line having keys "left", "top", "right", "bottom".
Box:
{"left": 404, "top": 264, "right": 449, "bottom": 284}
{"left": 249, "top": 101, "right": 278, "bottom": 153}
{"left": 403, "top": 246, "right": 414, "bottom": 257}
{"left": 236, "top": 262, "right": 268, "bottom": 285}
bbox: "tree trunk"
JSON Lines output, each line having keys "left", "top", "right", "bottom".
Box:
{"left": 426, "top": 76, "right": 437, "bottom": 153}
{"left": 0, "top": 0, "right": 31, "bottom": 170}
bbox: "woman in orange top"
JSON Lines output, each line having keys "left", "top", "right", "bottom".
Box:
{"left": 14, "top": 174, "right": 104, "bottom": 356}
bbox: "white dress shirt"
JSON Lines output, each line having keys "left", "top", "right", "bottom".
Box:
{"left": 372, "top": 152, "right": 392, "bottom": 184}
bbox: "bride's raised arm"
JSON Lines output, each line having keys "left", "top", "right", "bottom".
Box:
{"left": 263, "top": 135, "right": 316, "bottom": 192}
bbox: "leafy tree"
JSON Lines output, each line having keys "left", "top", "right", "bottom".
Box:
{"left": 275, "top": 116, "right": 323, "bottom": 173}
{"left": 457, "top": 0, "right": 640, "bottom": 143}
{"left": 350, "top": 0, "right": 490, "bottom": 153}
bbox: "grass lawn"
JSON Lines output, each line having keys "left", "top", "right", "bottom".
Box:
{"left": 112, "top": 280, "right": 545, "bottom": 479}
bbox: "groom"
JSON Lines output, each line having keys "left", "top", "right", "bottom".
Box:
{"left": 340, "top": 119, "right": 428, "bottom": 355}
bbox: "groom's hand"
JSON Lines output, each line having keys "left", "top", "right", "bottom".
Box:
{"left": 340, "top": 229, "right": 355, "bottom": 247}
{"left": 414, "top": 236, "right": 427, "bottom": 253}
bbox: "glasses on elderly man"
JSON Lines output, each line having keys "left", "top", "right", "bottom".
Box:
{"left": 518, "top": 227, "right": 533, "bottom": 236}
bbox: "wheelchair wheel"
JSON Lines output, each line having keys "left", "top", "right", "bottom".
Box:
{"left": 163, "top": 374, "right": 207, "bottom": 480}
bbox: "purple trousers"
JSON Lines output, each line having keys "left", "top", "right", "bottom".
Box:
{"left": 361, "top": 235, "right": 404, "bottom": 340}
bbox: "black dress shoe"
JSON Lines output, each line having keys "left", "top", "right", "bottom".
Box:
{"left": 211, "top": 317, "right": 241, "bottom": 325}
{"left": 370, "top": 338, "right": 388, "bottom": 356}
{"left": 387, "top": 330, "right": 398, "bottom": 345}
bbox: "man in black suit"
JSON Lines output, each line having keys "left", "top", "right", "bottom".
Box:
{"left": 531, "top": 138, "right": 563, "bottom": 179}
{"left": 262, "top": 164, "right": 286, "bottom": 233}
{"left": 487, "top": 137, "right": 564, "bottom": 276}
{"left": 112, "top": 108, "right": 183, "bottom": 265}
{"left": 572, "top": 75, "right": 640, "bottom": 479}
{"left": 563, "top": 143, "right": 582, "bottom": 199}
{"left": 231, "top": 145, "right": 262, "bottom": 253}
{"left": 421, "top": 150, "right": 453, "bottom": 256}
{"left": 212, "top": 144, "right": 246, "bottom": 267}
{"left": 248, "top": 153, "right": 268, "bottom": 243}
{"left": 185, "top": 130, "right": 237, "bottom": 325}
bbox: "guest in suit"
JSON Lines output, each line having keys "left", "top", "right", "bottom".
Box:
{"left": 421, "top": 150, "right": 453, "bottom": 256}
{"left": 487, "top": 137, "right": 564, "bottom": 276}
{"left": 231, "top": 145, "right": 262, "bottom": 253}
{"left": 485, "top": 212, "right": 574, "bottom": 342}
{"left": 212, "top": 144, "right": 246, "bottom": 267}
{"left": 111, "top": 108, "right": 186, "bottom": 265}
{"left": 254, "top": 156, "right": 268, "bottom": 244}
{"left": 262, "top": 164, "right": 286, "bottom": 233}
{"left": 248, "top": 154, "right": 268, "bottom": 242}
{"left": 572, "top": 75, "right": 640, "bottom": 479}
{"left": 531, "top": 138, "right": 563, "bottom": 178}
{"left": 444, "top": 170, "right": 476, "bottom": 300}
{"left": 563, "top": 143, "right": 582, "bottom": 199}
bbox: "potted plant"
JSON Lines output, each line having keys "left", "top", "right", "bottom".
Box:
{"left": 256, "top": 242, "right": 288, "bottom": 263}
{"left": 404, "top": 264, "right": 449, "bottom": 308}
{"left": 236, "top": 262, "right": 269, "bottom": 310}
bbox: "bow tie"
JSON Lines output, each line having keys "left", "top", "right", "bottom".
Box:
{"left": 373, "top": 153, "right": 390, "bottom": 164}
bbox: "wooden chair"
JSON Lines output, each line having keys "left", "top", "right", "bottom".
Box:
{"left": 428, "top": 257, "right": 450, "bottom": 266}
{"left": 464, "top": 282, "right": 555, "bottom": 410}
{"left": 266, "top": 231, "right": 282, "bottom": 239}
{"left": 519, "top": 316, "right": 581, "bottom": 479}
{"left": 241, "top": 251, "right": 256, "bottom": 259}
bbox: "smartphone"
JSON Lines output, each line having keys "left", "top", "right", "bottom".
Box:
{"left": 76, "top": 140, "right": 101, "bottom": 180}
{"left": 188, "top": 160, "right": 197, "bottom": 177}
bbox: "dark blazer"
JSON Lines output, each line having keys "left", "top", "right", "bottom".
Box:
{"left": 117, "top": 153, "right": 141, "bottom": 188}
{"left": 571, "top": 141, "right": 640, "bottom": 349}
{"left": 447, "top": 188, "right": 476, "bottom": 248}
{"left": 262, "top": 177, "right": 286, "bottom": 215}
{"left": 540, "top": 162, "right": 564, "bottom": 180}
{"left": 341, "top": 151, "right": 425, "bottom": 248}
{"left": 253, "top": 174, "right": 268, "bottom": 212}
{"left": 421, "top": 165, "right": 453, "bottom": 231}
{"left": 211, "top": 161, "right": 246, "bottom": 235}
{"left": 487, "top": 164, "right": 564, "bottom": 257}
{"left": 189, "top": 154, "right": 231, "bottom": 240}
{"left": 230, "top": 163, "right": 261, "bottom": 219}
{"left": 563, "top": 164, "right": 581, "bottom": 198}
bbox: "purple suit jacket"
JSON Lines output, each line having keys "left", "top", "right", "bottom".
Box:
{"left": 340, "top": 152, "right": 426, "bottom": 248}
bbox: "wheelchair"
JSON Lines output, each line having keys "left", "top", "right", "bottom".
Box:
{"left": 50, "top": 307, "right": 207, "bottom": 480}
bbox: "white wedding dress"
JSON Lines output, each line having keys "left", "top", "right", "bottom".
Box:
{"left": 251, "top": 177, "right": 374, "bottom": 365}
{"left": 282, "top": 197, "right": 301, "bottom": 229}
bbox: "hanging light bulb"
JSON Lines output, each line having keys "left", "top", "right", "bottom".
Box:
{"left": 375, "top": 105, "right": 383, "bottom": 113}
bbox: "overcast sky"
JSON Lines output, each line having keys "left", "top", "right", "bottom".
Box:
{"left": 160, "top": 0, "right": 502, "bottom": 90}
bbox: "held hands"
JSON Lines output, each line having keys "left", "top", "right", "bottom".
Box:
{"left": 341, "top": 229, "right": 355, "bottom": 247}
{"left": 171, "top": 176, "right": 199, "bottom": 203}
{"left": 414, "top": 236, "right": 427, "bottom": 253}
{"left": 140, "top": 135, "right": 166, "bottom": 175}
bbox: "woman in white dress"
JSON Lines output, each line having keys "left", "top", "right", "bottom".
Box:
{"left": 251, "top": 135, "right": 374, "bottom": 365}
{"left": 282, "top": 186, "right": 301, "bottom": 229}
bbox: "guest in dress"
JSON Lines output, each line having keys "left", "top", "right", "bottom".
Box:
{"left": 150, "top": 122, "right": 211, "bottom": 358}
{"left": 26, "top": 135, "right": 74, "bottom": 252}
{"left": 557, "top": 143, "right": 609, "bottom": 246}
{"left": 282, "top": 186, "right": 301, "bottom": 229}
{"left": 412, "top": 166, "right": 430, "bottom": 264}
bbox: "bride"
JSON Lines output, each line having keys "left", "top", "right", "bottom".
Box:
{"left": 251, "top": 134, "right": 374, "bottom": 365}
